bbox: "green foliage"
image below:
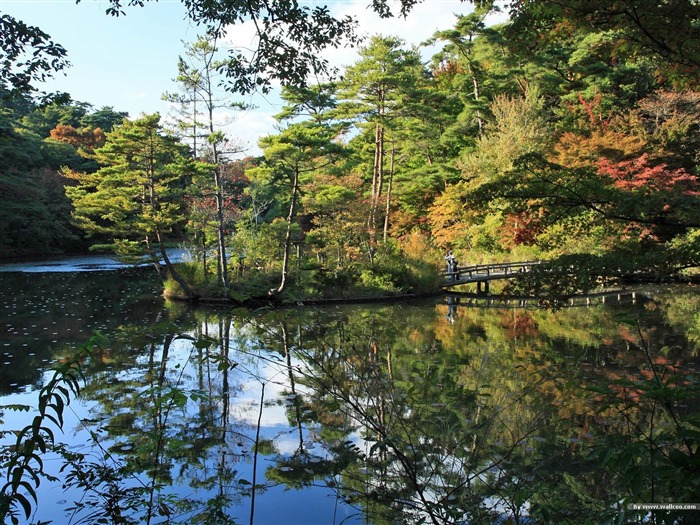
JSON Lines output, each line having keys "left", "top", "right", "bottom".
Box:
{"left": 583, "top": 326, "right": 700, "bottom": 524}
{"left": 3, "top": 0, "right": 699, "bottom": 299}
{"left": 359, "top": 267, "right": 401, "bottom": 294}
{"left": 230, "top": 221, "right": 283, "bottom": 272}
{"left": 505, "top": 0, "right": 700, "bottom": 86}
{"left": 0, "top": 167, "right": 82, "bottom": 257}
{"left": 67, "top": 115, "right": 189, "bottom": 248}
{"left": 0, "top": 335, "right": 101, "bottom": 524}
{"left": 0, "top": 14, "right": 69, "bottom": 100}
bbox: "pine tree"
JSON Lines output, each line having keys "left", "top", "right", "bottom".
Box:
{"left": 66, "top": 114, "right": 201, "bottom": 299}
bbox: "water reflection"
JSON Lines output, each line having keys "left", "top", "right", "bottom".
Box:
{"left": 0, "top": 249, "right": 187, "bottom": 273}
{"left": 1, "top": 270, "right": 699, "bottom": 524}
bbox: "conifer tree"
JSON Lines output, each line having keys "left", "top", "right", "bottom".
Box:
{"left": 164, "top": 35, "right": 247, "bottom": 289}
{"left": 66, "top": 114, "right": 201, "bottom": 299}
{"left": 250, "top": 85, "right": 344, "bottom": 293}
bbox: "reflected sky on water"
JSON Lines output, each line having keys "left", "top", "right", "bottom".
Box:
{"left": 0, "top": 249, "right": 187, "bottom": 273}
{"left": 1, "top": 258, "right": 699, "bottom": 524}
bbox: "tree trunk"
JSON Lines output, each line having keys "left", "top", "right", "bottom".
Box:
{"left": 156, "top": 230, "right": 199, "bottom": 301}
{"left": 276, "top": 168, "right": 300, "bottom": 294}
{"left": 205, "top": 57, "right": 229, "bottom": 290}
{"left": 383, "top": 140, "right": 396, "bottom": 244}
{"left": 369, "top": 122, "right": 384, "bottom": 241}
{"left": 468, "top": 62, "right": 483, "bottom": 133}
{"left": 214, "top": 165, "right": 229, "bottom": 289}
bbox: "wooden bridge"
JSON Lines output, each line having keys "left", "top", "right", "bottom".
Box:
{"left": 442, "top": 289, "right": 641, "bottom": 309}
{"left": 442, "top": 260, "right": 543, "bottom": 293}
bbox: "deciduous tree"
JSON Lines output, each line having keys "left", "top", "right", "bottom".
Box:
{"left": 0, "top": 14, "right": 69, "bottom": 100}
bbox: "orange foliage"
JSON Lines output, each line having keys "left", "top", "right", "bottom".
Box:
{"left": 552, "top": 92, "right": 647, "bottom": 168}
{"left": 427, "top": 184, "right": 470, "bottom": 248}
{"left": 551, "top": 129, "right": 646, "bottom": 168}
{"left": 432, "top": 60, "right": 464, "bottom": 79}
{"left": 503, "top": 312, "right": 540, "bottom": 339}
{"left": 50, "top": 124, "right": 106, "bottom": 153}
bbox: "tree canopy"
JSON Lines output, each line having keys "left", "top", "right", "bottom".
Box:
{"left": 1, "top": 0, "right": 699, "bottom": 301}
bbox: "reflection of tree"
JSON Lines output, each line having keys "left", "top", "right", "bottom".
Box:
{"left": 60, "top": 311, "right": 246, "bottom": 524}
{"left": 659, "top": 286, "right": 700, "bottom": 347}
{"left": 253, "top": 297, "right": 700, "bottom": 524}
{"left": 293, "top": 322, "right": 551, "bottom": 524}
{"left": 23, "top": 288, "right": 700, "bottom": 524}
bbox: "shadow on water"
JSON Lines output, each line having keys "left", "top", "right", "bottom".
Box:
{"left": 1, "top": 263, "right": 700, "bottom": 524}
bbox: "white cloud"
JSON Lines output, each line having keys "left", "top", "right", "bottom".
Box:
{"left": 322, "top": 0, "right": 473, "bottom": 69}
{"left": 221, "top": 19, "right": 260, "bottom": 56}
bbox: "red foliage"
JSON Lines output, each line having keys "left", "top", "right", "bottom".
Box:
{"left": 619, "top": 222, "right": 658, "bottom": 242}
{"left": 577, "top": 92, "right": 604, "bottom": 128}
{"left": 597, "top": 153, "right": 699, "bottom": 195}
{"left": 186, "top": 160, "right": 251, "bottom": 235}
{"left": 500, "top": 210, "right": 546, "bottom": 248}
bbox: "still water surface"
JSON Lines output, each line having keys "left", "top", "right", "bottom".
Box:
{"left": 1, "top": 258, "right": 699, "bottom": 524}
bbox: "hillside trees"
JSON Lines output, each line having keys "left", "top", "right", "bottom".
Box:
{"left": 420, "top": 3, "right": 699, "bottom": 288}
{"left": 224, "top": 10, "right": 697, "bottom": 298}
{"left": 0, "top": 97, "right": 122, "bottom": 256}
{"left": 2, "top": 0, "right": 698, "bottom": 297}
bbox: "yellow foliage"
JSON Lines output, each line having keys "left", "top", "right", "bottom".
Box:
{"left": 550, "top": 129, "right": 646, "bottom": 168}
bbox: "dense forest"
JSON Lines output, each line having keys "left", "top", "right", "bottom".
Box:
{"left": 1, "top": 0, "right": 698, "bottom": 302}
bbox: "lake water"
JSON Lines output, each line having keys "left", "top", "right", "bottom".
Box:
{"left": 1, "top": 258, "right": 699, "bottom": 524}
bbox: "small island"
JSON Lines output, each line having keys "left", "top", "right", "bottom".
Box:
{"left": 3, "top": 34, "right": 698, "bottom": 307}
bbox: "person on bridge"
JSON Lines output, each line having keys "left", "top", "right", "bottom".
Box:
{"left": 445, "top": 251, "right": 458, "bottom": 280}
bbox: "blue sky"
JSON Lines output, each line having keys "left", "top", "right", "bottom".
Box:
{"left": 2, "top": 0, "right": 480, "bottom": 153}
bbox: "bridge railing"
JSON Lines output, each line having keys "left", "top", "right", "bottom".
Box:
{"left": 443, "top": 260, "right": 543, "bottom": 281}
